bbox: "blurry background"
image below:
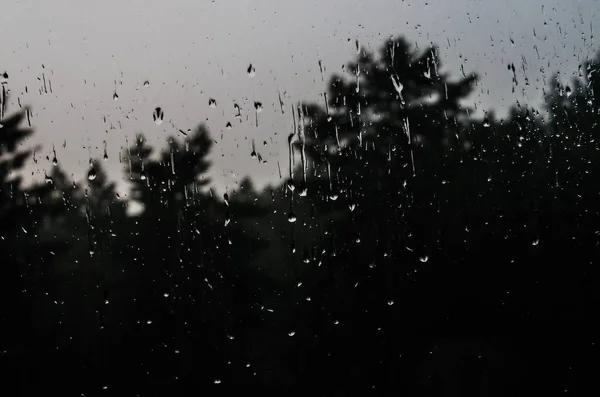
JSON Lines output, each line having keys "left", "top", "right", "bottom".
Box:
{"left": 1, "top": 0, "right": 598, "bottom": 192}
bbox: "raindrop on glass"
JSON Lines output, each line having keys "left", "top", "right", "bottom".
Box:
{"left": 143, "top": 80, "right": 150, "bottom": 87}
{"left": 153, "top": 107, "right": 164, "bottom": 125}
{"left": 88, "top": 167, "right": 97, "bottom": 181}
{"left": 288, "top": 211, "right": 297, "bottom": 223}
{"left": 254, "top": 102, "right": 263, "bottom": 113}
{"left": 419, "top": 255, "right": 429, "bottom": 263}
{"left": 565, "top": 86, "right": 572, "bottom": 97}
{"left": 208, "top": 98, "right": 217, "bottom": 108}
{"left": 113, "top": 92, "right": 119, "bottom": 101}
{"left": 247, "top": 63, "right": 256, "bottom": 77}
{"left": 226, "top": 122, "right": 232, "bottom": 129}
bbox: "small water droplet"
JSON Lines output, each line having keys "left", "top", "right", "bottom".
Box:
{"left": 532, "top": 239, "right": 539, "bottom": 246}
{"left": 565, "top": 86, "right": 572, "bottom": 97}
{"left": 214, "top": 379, "right": 221, "bottom": 385}
{"left": 254, "top": 102, "right": 263, "bottom": 113}
{"left": 247, "top": 63, "right": 256, "bottom": 77}
{"left": 226, "top": 122, "right": 232, "bottom": 129}
{"left": 419, "top": 255, "right": 429, "bottom": 263}
{"left": 288, "top": 331, "right": 296, "bottom": 337}
{"left": 88, "top": 167, "right": 97, "bottom": 180}
{"left": 143, "top": 80, "right": 150, "bottom": 87}
{"left": 288, "top": 211, "right": 297, "bottom": 223}
{"left": 208, "top": 98, "right": 217, "bottom": 108}
{"left": 113, "top": 92, "right": 119, "bottom": 101}
{"left": 483, "top": 118, "right": 490, "bottom": 128}
{"left": 163, "top": 293, "right": 170, "bottom": 298}
{"left": 286, "top": 180, "right": 296, "bottom": 192}
{"left": 387, "top": 300, "right": 394, "bottom": 306}
{"left": 153, "top": 107, "right": 164, "bottom": 125}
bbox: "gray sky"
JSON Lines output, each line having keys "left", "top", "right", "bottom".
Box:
{"left": 1, "top": 0, "right": 598, "bottom": 196}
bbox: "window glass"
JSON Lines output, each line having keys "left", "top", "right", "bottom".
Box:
{"left": 1, "top": 0, "right": 598, "bottom": 394}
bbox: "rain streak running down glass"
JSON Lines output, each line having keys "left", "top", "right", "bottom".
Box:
{"left": 1, "top": 0, "right": 599, "bottom": 395}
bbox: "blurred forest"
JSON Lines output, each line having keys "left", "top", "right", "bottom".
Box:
{"left": 1, "top": 36, "right": 599, "bottom": 396}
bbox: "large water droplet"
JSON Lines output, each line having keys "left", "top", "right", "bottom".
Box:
{"left": 153, "top": 107, "right": 164, "bottom": 125}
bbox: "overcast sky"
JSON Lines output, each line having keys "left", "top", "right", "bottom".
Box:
{"left": 1, "top": 0, "right": 598, "bottom": 195}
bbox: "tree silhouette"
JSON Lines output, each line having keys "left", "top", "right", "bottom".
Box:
{"left": 109, "top": 125, "right": 271, "bottom": 392}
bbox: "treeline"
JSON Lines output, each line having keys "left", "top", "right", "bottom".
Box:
{"left": 1, "top": 36, "right": 599, "bottom": 395}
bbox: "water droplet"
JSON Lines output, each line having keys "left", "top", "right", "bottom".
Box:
{"left": 214, "top": 379, "right": 221, "bottom": 385}
{"left": 52, "top": 156, "right": 58, "bottom": 166}
{"left": 88, "top": 167, "right": 97, "bottom": 181}
{"left": 208, "top": 98, "right": 217, "bottom": 108}
{"left": 299, "top": 187, "right": 308, "bottom": 197}
{"left": 288, "top": 331, "right": 296, "bottom": 337}
{"left": 146, "top": 320, "right": 153, "bottom": 325}
{"left": 387, "top": 300, "right": 394, "bottom": 306}
{"left": 247, "top": 63, "right": 256, "bottom": 77}
{"left": 565, "top": 86, "right": 572, "bottom": 97}
{"left": 153, "top": 107, "right": 164, "bottom": 125}
{"left": 532, "top": 239, "right": 539, "bottom": 246}
{"left": 226, "top": 122, "right": 232, "bottom": 129}
{"left": 140, "top": 171, "right": 147, "bottom": 181}
{"left": 419, "top": 255, "right": 429, "bottom": 263}
{"left": 288, "top": 211, "right": 297, "bottom": 223}
{"left": 143, "top": 80, "right": 150, "bottom": 87}
{"left": 254, "top": 102, "right": 263, "bottom": 113}
{"left": 113, "top": 92, "right": 119, "bottom": 101}
{"left": 483, "top": 118, "right": 490, "bottom": 128}
{"left": 163, "top": 293, "right": 170, "bottom": 298}
{"left": 223, "top": 193, "right": 229, "bottom": 206}
{"left": 286, "top": 180, "right": 296, "bottom": 192}
{"left": 44, "top": 175, "right": 54, "bottom": 184}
